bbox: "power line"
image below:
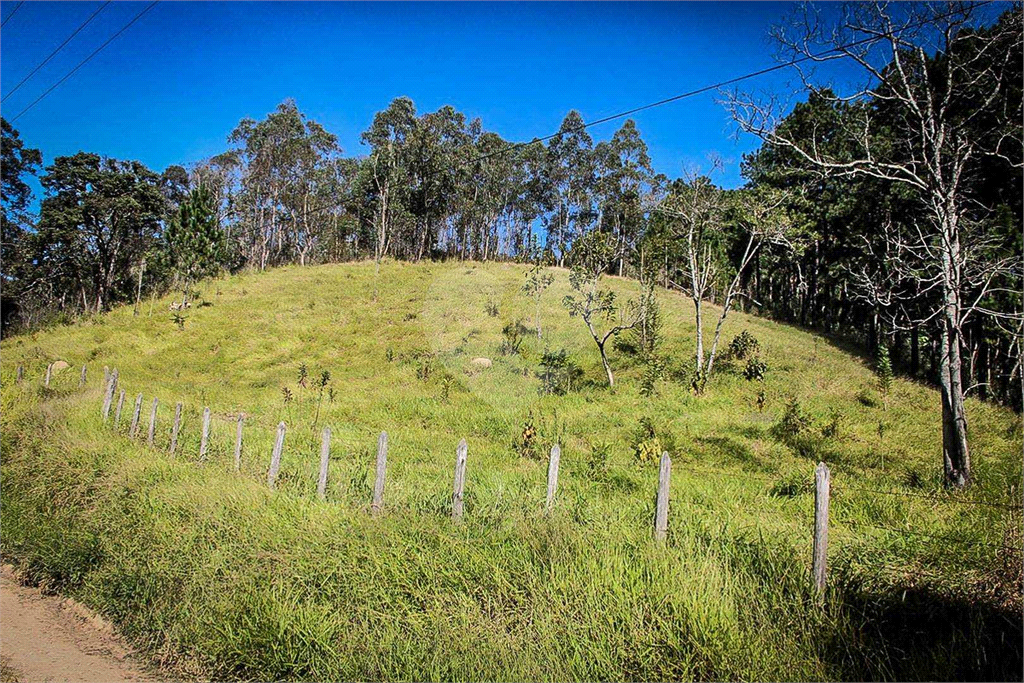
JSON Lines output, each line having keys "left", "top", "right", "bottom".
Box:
{"left": 10, "top": 1, "right": 159, "bottom": 123}
{"left": 2, "top": 1, "right": 112, "bottom": 104}
{"left": 1, "top": 1, "right": 24, "bottom": 28}
{"left": 467, "top": 1, "right": 994, "bottom": 166}
{"left": 293, "top": 1, "right": 993, "bottom": 223}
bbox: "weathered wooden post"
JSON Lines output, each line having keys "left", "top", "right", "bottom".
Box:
{"left": 371, "top": 431, "right": 388, "bottom": 513}
{"left": 452, "top": 438, "right": 468, "bottom": 521}
{"left": 199, "top": 407, "right": 211, "bottom": 460}
{"left": 103, "top": 366, "right": 110, "bottom": 386}
{"left": 813, "top": 461, "right": 831, "bottom": 596}
{"left": 16, "top": 365, "right": 24, "bottom": 383}
{"left": 317, "top": 426, "right": 332, "bottom": 501}
{"left": 44, "top": 363, "right": 52, "bottom": 387}
{"left": 102, "top": 369, "right": 118, "bottom": 421}
{"left": 79, "top": 364, "right": 87, "bottom": 388}
{"left": 654, "top": 451, "right": 671, "bottom": 542}
{"left": 169, "top": 402, "right": 183, "bottom": 455}
{"left": 233, "top": 414, "right": 244, "bottom": 472}
{"left": 545, "top": 444, "right": 561, "bottom": 512}
{"left": 267, "top": 422, "right": 286, "bottom": 489}
{"left": 147, "top": 397, "right": 158, "bottom": 446}
{"left": 129, "top": 393, "right": 143, "bottom": 438}
{"left": 114, "top": 389, "right": 126, "bottom": 427}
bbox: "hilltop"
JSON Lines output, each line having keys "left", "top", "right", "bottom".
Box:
{"left": 1, "top": 260, "right": 1021, "bottom": 681}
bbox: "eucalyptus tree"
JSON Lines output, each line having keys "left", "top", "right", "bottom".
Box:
{"left": 546, "top": 111, "right": 596, "bottom": 265}
{"left": 595, "top": 119, "right": 657, "bottom": 276}
{"left": 727, "top": 3, "right": 1023, "bottom": 485}
{"left": 362, "top": 97, "right": 417, "bottom": 266}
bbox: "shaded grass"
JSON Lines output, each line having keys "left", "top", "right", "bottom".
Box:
{"left": 1, "top": 260, "right": 1022, "bottom": 680}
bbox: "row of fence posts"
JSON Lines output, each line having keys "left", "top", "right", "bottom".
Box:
{"left": 22, "top": 362, "right": 834, "bottom": 598}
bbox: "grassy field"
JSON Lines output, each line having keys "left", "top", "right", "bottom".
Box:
{"left": 2, "top": 259, "right": 1021, "bottom": 681}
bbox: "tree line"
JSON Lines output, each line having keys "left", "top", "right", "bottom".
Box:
{"left": 1, "top": 4, "right": 1019, "bottom": 484}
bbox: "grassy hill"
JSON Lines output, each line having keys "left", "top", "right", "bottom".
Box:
{"left": 2, "top": 260, "right": 1021, "bottom": 681}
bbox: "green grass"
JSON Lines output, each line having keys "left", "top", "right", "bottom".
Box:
{"left": 2, "top": 259, "right": 1021, "bottom": 681}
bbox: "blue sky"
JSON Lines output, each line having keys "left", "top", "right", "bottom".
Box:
{"left": 3, "top": 2, "right": 863, "bottom": 190}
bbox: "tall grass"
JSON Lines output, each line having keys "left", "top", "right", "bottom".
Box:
{"left": 1, "top": 260, "right": 1021, "bottom": 680}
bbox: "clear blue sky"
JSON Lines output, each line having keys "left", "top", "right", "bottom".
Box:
{"left": 2, "top": 2, "right": 856, "bottom": 189}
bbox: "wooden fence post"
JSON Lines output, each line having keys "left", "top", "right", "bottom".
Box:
{"left": 101, "top": 369, "right": 117, "bottom": 421}
{"left": 114, "top": 389, "right": 126, "bottom": 427}
{"left": 199, "top": 407, "right": 211, "bottom": 460}
{"left": 170, "top": 402, "right": 182, "bottom": 455}
{"left": 452, "top": 438, "right": 468, "bottom": 521}
{"left": 234, "top": 414, "right": 244, "bottom": 472}
{"left": 16, "top": 365, "right": 24, "bottom": 383}
{"left": 813, "top": 461, "right": 831, "bottom": 596}
{"left": 44, "top": 363, "right": 52, "bottom": 387}
{"left": 317, "top": 426, "right": 332, "bottom": 501}
{"left": 129, "top": 393, "right": 143, "bottom": 438}
{"left": 79, "top": 364, "right": 87, "bottom": 388}
{"left": 371, "top": 431, "right": 388, "bottom": 513}
{"left": 654, "top": 451, "right": 671, "bottom": 542}
{"left": 147, "top": 397, "right": 158, "bottom": 446}
{"left": 267, "top": 422, "right": 286, "bottom": 489}
{"left": 545, "top": 444, "right": 561, "bottom": 512}
{"left": 103, "top": 366, "right": 110, "bottom": 387}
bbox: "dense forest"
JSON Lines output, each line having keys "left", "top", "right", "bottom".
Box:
{"left": 1, "top": 7, "right": 1019, "bottom": 469}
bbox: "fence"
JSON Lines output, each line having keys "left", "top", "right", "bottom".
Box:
{"left": 13, "top": 362, "right": 1024, "bottom": 600}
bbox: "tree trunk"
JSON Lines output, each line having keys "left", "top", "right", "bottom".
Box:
{"left": 597, "top": 340, "right": 614, "bottom": 388}
{"left": 939, "top": 311, "right": 971, "bottom": 487}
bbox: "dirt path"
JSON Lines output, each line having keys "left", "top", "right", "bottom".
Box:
{"left": 0, "top": 565, "right": 153, "bottom": 683}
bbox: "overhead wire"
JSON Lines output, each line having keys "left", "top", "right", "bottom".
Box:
{"left": 1, "top": 1, "right": 24, "bottom": 28}
{"left": 10, "top": 1, "right": 158, "bottom": 122}
{"left": 2, "top": 1, "right": 112, "bottom": 103}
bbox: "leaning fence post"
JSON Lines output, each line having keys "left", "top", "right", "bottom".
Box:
{"left": 101, "top": 369, "right": 117, "bottom": 421}
{"left": 654, "top": 451, "right": 672, "bottom": 542}
{"left": 233, "top": 414, "right": 244, "bottom": 472}
{"left": 79, "top": 364, "right": 87, "bottom": 388}
{"left": 546, "top": 444, "right": 561, "bottom": 512}
{"left": 44, "top": 363, "right": 52, "bottom": 387}
{"left": 813, "top": 461, "right": 831, "bottom": 596}
{"left": 147, "top": 397, "right": 158, "bottom": 446}
{"left": 170, "top": 402, "right": 182, "bottom": 455}
{"left": 103, "top": 366, "right": 110, "bottom": 386}
{"left": 452, "top": 438, "right": 468, "bottom": 521}
{"left": 129, "top": 393, "right": 143, "bottom": 438}
{"left": 114, "top": 389, "right": 126, "bottom": 427}
{"left": 317, "top": 426, "right": 332, "bottom": 501}
{"left": 371, "top": 431, "right": 388, "bottom": 513}
{"left": 16, "top": 365, "right": 24, "bottom": 383}
{"left": 267, "top": 422, "right": 286, "bottom": 489}
{"left": 199, "top": 407, "right": 211, "bottom": 460}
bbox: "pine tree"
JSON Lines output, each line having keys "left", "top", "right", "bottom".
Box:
{"left": 164, "top": 184, "right": 224, "bottom": 307}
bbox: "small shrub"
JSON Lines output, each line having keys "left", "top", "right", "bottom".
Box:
{"left": 439, "top": 373, "right": 455, "bottom": 403}
{"left": 484, "top": 300, "right": 499, "bottom": 317}
{"left": 876, "top": 343, "right": 893, "bottom": 407}
{"left": 756, "top": 388, "right": 767, "bottom": 412}
{"left": 821, "top": 408, "right": 847, "bottom": 439}
{"left": 385, "top": 347, "right": 395, "bottom": 362}
{"left": 171, "top": 313, "right": 186, "bottom": 330}
{"left": 538, "top": 349, "right": 583, "bottom": 395}
{"left": 630, "top": 416, "right": 675, "bottom": 466}
{"left": 587, "top": 441, "right": 611, "bottom": 476}
{"left": 499, "top": 320, "right": 527, "bottom": 356}
{"left": 297, "top": 363, "right": 308, "bottom": 388}
{"left": 743, "top": 357, "right": 767, "bottom": 382}
{"left": 515, "top": 414, "right": 539, "bottom": 459}
{"left": 774, "top": 397, "right": 811, "bottom": 440}
{"left": 639, "top": 355, "right": 665, "bottom": 397}
{"left": 728, "top": 330, "right": 760, "bottom": 360}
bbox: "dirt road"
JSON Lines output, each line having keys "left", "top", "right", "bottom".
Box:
{"left": 0, "top": 565, "right": 153, "bottom": 682}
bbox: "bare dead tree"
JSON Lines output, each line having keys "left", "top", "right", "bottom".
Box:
{"left": 725, "top": 2, "right": 1023, "bottom": 486}
{"left": 659, "top": 165, "right": 792, "bottom": 392}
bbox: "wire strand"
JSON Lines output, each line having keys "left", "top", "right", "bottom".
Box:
{"left": 2, "top": 1, "right": 112, "bottom": 104}
{"left": 11, "top": 1, "right": 158, "bottom": 122}
{"left": 1, "top": 1, "right": 24, "bottom": 28}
